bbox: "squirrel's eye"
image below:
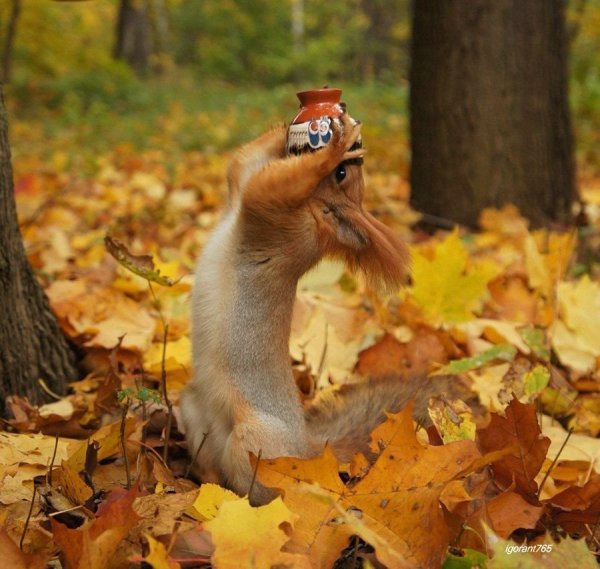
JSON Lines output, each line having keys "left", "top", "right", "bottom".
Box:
{"left": 335, "top": 164, "right": 346, "bottom": 183}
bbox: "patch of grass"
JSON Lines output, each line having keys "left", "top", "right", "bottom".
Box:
{"left": 6, "top": 70, "right": 408, "bottom": 176}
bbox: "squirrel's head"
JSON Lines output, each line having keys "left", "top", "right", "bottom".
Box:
{"left": 309, "top": 161, "right": 409, "bottom": 291}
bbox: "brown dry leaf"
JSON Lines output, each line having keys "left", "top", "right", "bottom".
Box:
{"left": 133, "top": 489, "right": 199, "bottom": 536}
{"left": 547, "top": 473, "right": 600, "bottom": 534}
{"left": 477, "top": 399, "right": 551, "bottom": 497}
{"left": 204, "top": 496, "right": 310, "bottom": 569}
{"left": 51, "top": 487, "right": 142, "bottom": 569}
{"left": 486, "top": 490, "right": 543, "bottom": 538}
{"left": 257, "top": 407, "right": 481, "bottom": 568}
{"left": 355, "top": 326, "right": 450, "bottom": 378}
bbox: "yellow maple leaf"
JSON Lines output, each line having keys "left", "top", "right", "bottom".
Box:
{"left": 204, "top": 496, "right": 310, "bottom": 569}
{"left": 144, "top": 336, "right": 191, "bottom": 387}
{"left": 188, "top": 483, "right": 238, "bottom": 521}
{"left": 551, "top": 276, "right": 600, "bottom": 373}
{"left": 410, "top": 230, "right": 499, "bottom": 326}
{"left": 524, "top": 230, "right": 577, "bottom": 297}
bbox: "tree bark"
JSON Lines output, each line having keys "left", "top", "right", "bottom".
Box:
{"left": 409, "top": 0, "right": 575, "bottom": 227}
{"left": 0, "top": 87, "right": 78, "bottom": 413}
{"left": 1, "top": 0, "right": 21, "bottom": 84}
{"left": 114, "top": 0, "right": 151, "bottom": 74}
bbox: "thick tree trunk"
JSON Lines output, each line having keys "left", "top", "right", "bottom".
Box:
{"left": 1, "top": 0, "right": 21, "bottom": 84}
{"left": 409, "top": 0, "right": 575, "bottom": 227}
{"left": 0, "top": 88, "right": 78, "bottom": 413}
{"left": 113, "top": 0, "right": 151, "bottom": 74}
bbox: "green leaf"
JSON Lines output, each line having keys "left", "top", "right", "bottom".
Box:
{"left": 519, "top": 327, "right": 550, "bottom": 361}
{"left": 432, "top": 344, "right": 517, "bottom": 376}
{"left": 104, "top": 235, "right": 179, "bottom": 287}
{"left": 443, "top": 548, "right": 488, "bottom": 569}
{"left": 523, "top": 365, "right": 550, "bottom": 397}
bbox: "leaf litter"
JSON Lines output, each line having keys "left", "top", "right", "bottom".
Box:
{"left": 1, "top": 145, "right": 600, "bottom": 567}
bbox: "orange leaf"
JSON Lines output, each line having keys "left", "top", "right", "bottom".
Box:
{"left": 486, "top": 490, "right": 543, "bottom": 538}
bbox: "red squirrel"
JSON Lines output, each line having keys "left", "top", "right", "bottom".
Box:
{"left": 180, "top": 112, "right": 454, "bottom": 504}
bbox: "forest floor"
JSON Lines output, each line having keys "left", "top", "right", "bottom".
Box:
{"left": 2, "top": 82, "right": 600, "bottom": 568}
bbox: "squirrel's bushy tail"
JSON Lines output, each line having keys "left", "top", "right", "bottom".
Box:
{"left": 305, "top": 375, "right": 460, "bottom": 462}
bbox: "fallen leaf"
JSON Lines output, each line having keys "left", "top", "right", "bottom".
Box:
{"left": 144, "top": 534, "right": 181, "bottom": 569}
{"left": 551, "top": 276, "right": 600, "bottom": 373}
{"left": 410, "top": 230, "right": 499, "bottom": 325}
{"left": 477, "top": 399, "right": 551, "bottom": 497}
{"left": 486, "top": 490, "right": 543, "bottom": 538}
{"left": 257, "top": 407, "right": 481, "bottom": 568}
{"left": 51, "top": 487, "right": 142, "bottom": 569}
{"left": 204, "top": 496, "right": 310, "bottom": 569}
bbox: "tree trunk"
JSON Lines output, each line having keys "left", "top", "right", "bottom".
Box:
{"left": 1, "top": 0, "right": 21, "bottom": 84}
{"left": 409, "top": 0, "right": 575, "bottom": 227}
{"left": 114, "top": 0, "right": 151, "bottom": 74}
{"left": 0, "top": 87, "right": 78, "bottom": 413}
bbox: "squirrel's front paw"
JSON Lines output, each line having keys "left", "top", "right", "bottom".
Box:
{"left": 327, "top": 113, "right": 364, "bottom": 166}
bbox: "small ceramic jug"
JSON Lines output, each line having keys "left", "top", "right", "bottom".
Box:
{"left": 286, "top": 88, "right": 359, "bottom": 156}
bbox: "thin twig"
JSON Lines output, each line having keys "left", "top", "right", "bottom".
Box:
{"left": 20, "top": 485, "right": 37, "bottom": 550}
{"left": 587, "top": 514, "right": 600, "bottom": 549}
{"left": 121, "top": 398, "right": 132, "bottom": 490}
{"left": 184, "top": 431, "right": 209, "bottom": 479}
{"left": 538, "top": 427, "right": 573, "bottom": 498}
{"left": 47, "top": 504, "right": 84, "bottom": 517}
{"left": 160, "top": 324, "right": 174, "bottom": 465}
{"left": 248, "top": 450, "right": 262, "bottom": 504}
{"left": 37, "top": 378, "right": 62, "bottom": 400}
{"left": 47, "top": 434, "right": 59, "bottom": 486}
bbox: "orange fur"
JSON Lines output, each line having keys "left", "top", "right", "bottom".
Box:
{"left": 180, "top": 111, "right": 444, "bottom": 506}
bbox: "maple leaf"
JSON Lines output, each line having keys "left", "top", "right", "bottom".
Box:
{"left": 477, "top": 398, "right": 550, "bottom": 497}
{"left": 203, "top": 496, "right": 310, "bottom": 569}
{"left": 551, "top": 275, "right": 600, "bottom": 373}
{"left": 485, "top": 490, "right": 543, "bottom": 538}
{"left": 256, "top": 407, "right": 481, "bottom": 568}
{"left": 188, "top": 483, "right": 238, "bottom": 521}
{"left": 547, "top": 473, "right": 600, "bottom": 534}
{"left": 51, "top": 487, "right": 142, "bottom": 569}
{"left": 410, "top": 230, "right": 499, "bottom": 325}
{"left": 524, "top": 230, "right": 577, "bottom": 297}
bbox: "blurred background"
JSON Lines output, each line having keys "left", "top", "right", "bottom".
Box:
{"left": 0, "top": 0, "right": 599, "bottom": 224}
